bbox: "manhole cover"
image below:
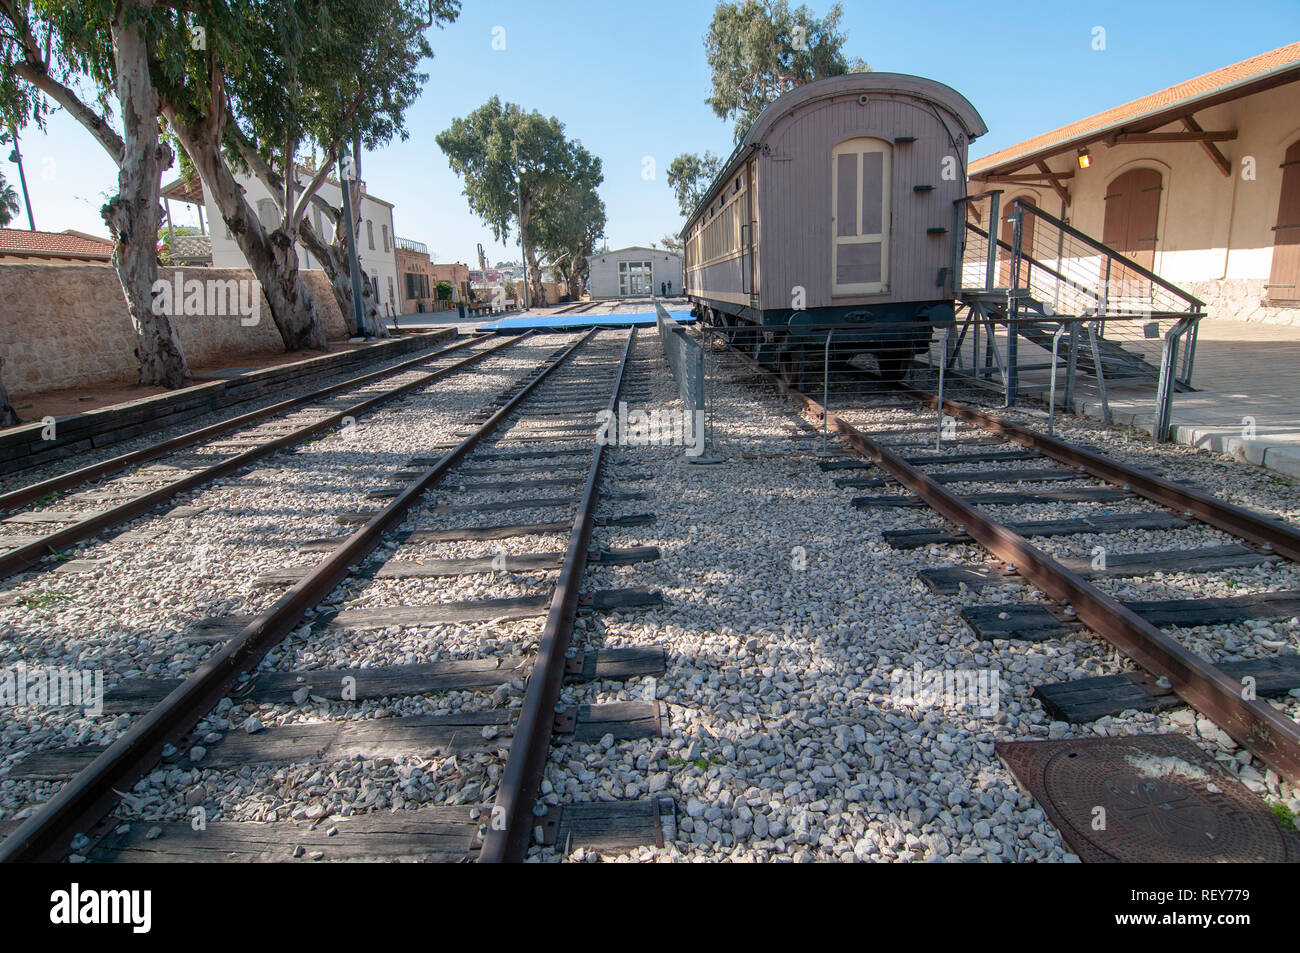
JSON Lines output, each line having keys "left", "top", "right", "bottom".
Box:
{"left": 996, "top": 733, "right": 1300, "bottom": 862}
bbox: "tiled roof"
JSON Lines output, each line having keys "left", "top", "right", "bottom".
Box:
{"left": 971, "top": 42, "right": 1300, "bottom": 176}
{"left": 0, "top": 227, "right": 115, "bottom": 259}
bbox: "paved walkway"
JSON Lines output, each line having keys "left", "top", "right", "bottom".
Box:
{"left": 1074, "top": 320, "right": 1300, "bottom": 478}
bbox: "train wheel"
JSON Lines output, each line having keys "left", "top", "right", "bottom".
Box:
{"left": 876, "top": 349, "right": 913, "bottom": 383}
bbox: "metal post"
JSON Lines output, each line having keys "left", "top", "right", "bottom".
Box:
{"left": 1005, "top": 202, "right": 1023, "bottom": 408}
{"left": 1064, "top": 321, "right": 1079, "bottom": 413}
{"left": 338, "top": 152, "right": 369, "bottom": 339}
{"left": 984, "top": 192, "right": 1001, "bottom": 291}
{"left": 1048, "top": 324, "right": 1066, "bottom": 436}
{"left": 1088, "top": 320, "right": 1111, "bottom": 424}
{"left": 7, "top": 127, "right": 35, "bottom": 230}
{"left": 821, "top": 330, "right": 833, "bottom": 454}
{"left": 936, "top": 327, "right": 950, "bottom": 450}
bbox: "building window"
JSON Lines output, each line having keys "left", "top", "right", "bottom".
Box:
{"left": 617, "top": 260, "right": 653, "bottom": 296}
{"left": 257, "top": 198, "right": 278, "bottom": 232}
{"left": 366, "top": 220, "right": 375, "bottom": 250}
{"left": 381, "top": 224, "right": 390, "bottom": 253}
{"left": 831, "top": 137, "right": 891, "bottom": 295}
{"left": 387, "top": 275, "right": 395, "bottom": 306}
{"left": 405, "top": 272, "right": 430, "bottom": 299}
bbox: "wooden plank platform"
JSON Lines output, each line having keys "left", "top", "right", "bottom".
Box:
{"left": 919, "top": 545, "right": 1276, "bottom": 593}
{"left": 884, "top": 511, "right": 1187, "bottom": 549}
{"left": 963, "top": 589, "right": 1300, "bottom": 641}
{"left": 10, "top": 701, "right": 664, "bottom": 780}
{"left": 1034, "top": 656, "right": 1300, "bottom": 722}
{"left": 78, "top": 796, "right": 674, "bottom": 861}
{"left": 253, "top": 545, "right": 659, "bottom": 586}
{"left": 101, "top": 648, "right": 665, "bottom": 712}
{"left": 853, "top": 487, "right": 1130, "bottom": 508}
{"left": 839, "top": 467, "right": 1085, "bottom": 489}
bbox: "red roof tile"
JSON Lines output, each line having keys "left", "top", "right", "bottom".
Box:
{"left": 971, "top": 42, "right": 1300, "bottom": 176}
{"left": 0, "top": 228, "right": 115, "bottom": 259}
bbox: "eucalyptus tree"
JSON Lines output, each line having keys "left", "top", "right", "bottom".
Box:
{"left": 438, "top": 97, "right": 595, "bottom": 308}
{"left": 226, "top": 0, "right": 457, "bottom": 336}
{"left": 532, "top": 147, "right": 605, "bottom": 301}
{"left": 666, "top": 150, "right": 722, "bottom": 217}
{"left": 705, "top": 0, "right": 868, "bottom": 140}
{"left": 0, "top": 0, "right": 190, "bottom": 386}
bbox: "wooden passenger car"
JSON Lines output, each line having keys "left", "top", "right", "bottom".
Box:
{"left": 682, "top": 72, "right": 987, "bottom": 375}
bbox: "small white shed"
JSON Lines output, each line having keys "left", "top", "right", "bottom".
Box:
{"left": 586, "top": 246, "right": 683, "bottom": 299}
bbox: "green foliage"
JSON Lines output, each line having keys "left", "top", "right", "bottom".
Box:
{"left": 435, "top": 280, "right": 452, "bottom": 301}
{"left": 704, "top": 0, "right": 869, "bottom": 140}
{"left": 666, "top": 151, "right": 722, "bottom": 217}
{"left": 0, "top": 170, "right": 18, "bottom": 226}
{"left": 1272, "top": 800, "right": 1297, "bottom": 832}
{"left": 660, "top": 234, "right": 684, "bottom": 254}
{"left": 437, "top": 97, "right": 578, "bottom": 245}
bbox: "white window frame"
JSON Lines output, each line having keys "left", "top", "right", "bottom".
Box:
{"left": 831, "top": 137, "right": 891, "bottom": 295}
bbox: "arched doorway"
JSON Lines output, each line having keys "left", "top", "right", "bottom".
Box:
{"left": 1102, "top": 168, "right": 1162, "bottom": 304}
{"left": 1102, "top": 168, "right": 1162, "bottom": 270}
{"left": 998, "top": 194, "right": 1037, "bottom": 287}
{"left": 1267, "top": 140, "right": 1300, "bottom": 306}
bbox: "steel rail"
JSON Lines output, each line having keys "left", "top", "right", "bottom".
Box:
{"left": 0, "top": 334, "right": 485, "bottom": 513}
{"left": 721, "top": 342, "right": 1300, "bottom": 785}
{"left": 479, "top": 328, "right": 636, "bottom": 862}
{"left": 905, "top": 387, "right": 1300, "bottom": 564}
{"left": 0, "top": 329, "right": 600, "bottom": 863}
{"left": 0, "top": 333, "right": 529, "bottom": 583}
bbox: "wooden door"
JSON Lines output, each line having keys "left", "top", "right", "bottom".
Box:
{"left": 831, "top": 138, "right": 891, "bottom": 295}
{"left": 1102, "top": 168, "right": 1162, "bottom": 305}
{"left": 998, "top": 196, "right": 1037, "bottom": 288}
{"left": 1268, "top": 140, "right": 1300, "bottom": 306}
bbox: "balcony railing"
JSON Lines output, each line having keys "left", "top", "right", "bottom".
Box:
{"left": 395, "top": 237, "right": 427, "bottom": 254}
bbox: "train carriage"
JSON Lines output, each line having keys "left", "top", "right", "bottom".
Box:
{"left": 682, "top": 72, "right": 987, "bottom": 380}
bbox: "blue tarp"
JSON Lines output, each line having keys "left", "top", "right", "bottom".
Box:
{"left": 477, "top": 309, "right": 695, "bottom": 333}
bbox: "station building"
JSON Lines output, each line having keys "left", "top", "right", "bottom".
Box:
{"left": 969, "top": 42, "right": 1300, "bottom": 326}
{"left": 586, "top": 246, "right": 684, "bottom": 299}
{"left": 162, "top": 168, "right": 404, "bottom": 319}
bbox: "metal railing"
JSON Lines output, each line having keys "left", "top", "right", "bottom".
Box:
{"left": 654, "top": 298, "right": 716, "bottom": 460}
{"left": 953, "top": 192, "right": 1205, "bottom": 440}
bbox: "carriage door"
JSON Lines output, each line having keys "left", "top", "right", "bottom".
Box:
{"left": 831, "top": 138, "right": 891, "bottom": 295}
{"left": 1267, "top": 140, "right": 1300, "bottom": 306}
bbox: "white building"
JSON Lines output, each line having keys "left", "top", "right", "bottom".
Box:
{"left": 162, "top": 167, "right": 404, "bottom": 317}
{"left": 586, "top": 246, "right": 683, "bottom": 299}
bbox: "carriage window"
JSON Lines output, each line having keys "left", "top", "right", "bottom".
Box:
{"left": 831, "top": 138, "right": 891, "bottom": 294}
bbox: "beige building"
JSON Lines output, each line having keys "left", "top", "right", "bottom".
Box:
{"left": 969, "top": 42, "right": 1300, "bottom": 325}
{"left": 0, "top": 228, "right": 114, "bottom": 264}
{"left": 396, "top": 239, "right": 470, "bottom": 313}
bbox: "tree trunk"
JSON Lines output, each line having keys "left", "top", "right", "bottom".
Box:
{"left": 299, "top": 214, "right": 386, "bottom": 338}
{"left": 524, "top": 241, "right": 546, "bottom": 308}
{"left": 0, "top": 359, "right": 18, "bottom": 427}
{"left": 102, "top": 6, "right": 189, "bottom": 388}
{"left": 170, "top": 119, "right": 327, "bottom": 352}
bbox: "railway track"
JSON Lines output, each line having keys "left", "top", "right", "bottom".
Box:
{"left": 0, "top": 333, "right": 529, "bottom": 583}
{"left": 0, "top": 328, "right": 673, "bottom": 862}
{"left": 718, "top": 338, "right": 1300, "bottom": 793}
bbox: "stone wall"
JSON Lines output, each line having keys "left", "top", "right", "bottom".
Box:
{"left": 1182, "top": 279, "right": 1300, "bottom": 327}
{"left": 0, "top": 263, "right": 349, "bottom": 397}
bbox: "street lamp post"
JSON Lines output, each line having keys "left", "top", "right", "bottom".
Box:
{"left": 338, "top": 152, "right": 371, "bottom": 339}
{"left": 7, "top": 127, "right": 36, "bottom": 231}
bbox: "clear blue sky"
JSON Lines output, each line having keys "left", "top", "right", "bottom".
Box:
{"left": 7, "top": 0, "right": 1299, "bottom": 267}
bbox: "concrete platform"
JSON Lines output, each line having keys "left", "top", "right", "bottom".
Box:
{"left": 1074, "top": 320, "right": 1300, "bottom": 479}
